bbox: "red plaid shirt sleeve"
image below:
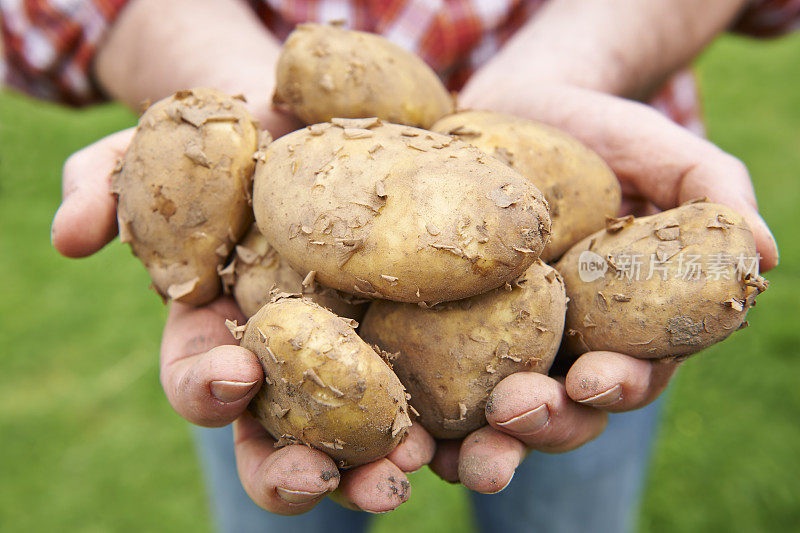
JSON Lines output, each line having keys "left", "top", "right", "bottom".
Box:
{"left": 1, "top": 0, "right": 129, "bottom": 106}
{"left": 733, "top": 0, "right": 800, "bottom": 37}
{"left": 2, "top": 0, "right": 799, "bottom": 111}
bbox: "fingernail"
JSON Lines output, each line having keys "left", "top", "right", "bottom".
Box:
{"left": 767, "top": 228, "right": 780, "bottom": 267}
{"left": 486, "top": 471, "right": 515, "bottom": 495}
{"left": 757, "top": 213, "right": 780, "bottom": 267}
{"left": 50, "top": 205, "right": 66, "bottom": 246}
{"left": 496, "top": 404, "right": 550, "bottom": 435}
{"left": 275, "top": 487, "right": 328, "bottom": 505}
{"left": 209, "top": 379, "right": 259, "bottom": 403}
{"left": 577, "top": 384, "right": 623, "bottom": 406}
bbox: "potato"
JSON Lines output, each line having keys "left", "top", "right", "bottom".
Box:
{"left": 432, "top": 111, "right": 621, "bottom": 262}
{"left": 223, "top": 224, "right": 366, "bottom": 320}
{"left": 253, "top": 118, "right": 551, "bottom": 304}
{"left": 273, "top": 23, "right": 454, "bottom": 128}
{"left": 360, "top": 260, "right": 566, "bottom": 439}
{"left": 234, "top": 296, "right": 411, "bottom": 468}
{"left": 113, "top": 88, "right": 261, "bottom": 305}
{"left": 556, "top": 202, "right": 768, "bottom": 359}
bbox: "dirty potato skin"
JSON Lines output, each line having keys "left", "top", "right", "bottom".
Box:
{"left": 253, "top": 118, "right": 551, "bottom": 304}
{"left": 237, "top": 297, "right": 412, "bottom": 468}
{"left": 273, "top": 23, "right": 454, "bottom": 128}
{"left": 557, "top": 202, "right": 768, "bottom": 359}
{"left": 432, "top": 111, "right": 621, "bottom": 262}
{"left": 225, "top": 224, "right": 366, "bottom": 320}
{"left": 360, "top": 260, "right": 567, "bottom": 439}
{"left": 113, "top": 88, "right": 261, "bottom": 305}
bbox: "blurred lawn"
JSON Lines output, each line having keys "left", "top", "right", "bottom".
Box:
{"left": 1, "top": 33, "right": 798, "bottom": 533}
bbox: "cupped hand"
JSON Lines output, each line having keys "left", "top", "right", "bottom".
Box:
{"left": 52, "top": 125, "right": 435, "bottom": 515}
{"left": 162, "top": 297, "right": 435, "bottom": 515}
{"left": 429, "top": 371, "right": 610, "bottom": 492}
{"left": 434, "top": 81, "right": 780, "bottom": 493}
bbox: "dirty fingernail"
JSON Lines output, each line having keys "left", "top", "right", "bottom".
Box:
{"left": 496, "top": 404, "right": 550, "bottom": 435}
{"left": 577, "top": 384, "right": 623, "bottom": 406}
{"left": 486, "top": 471, "right": 516, "bottom": 495}
{"left": 210, "top": 379, "right": 259, "bottom": 403}
{"left": 276, "top": 487, "right": 328, "bottom": 505}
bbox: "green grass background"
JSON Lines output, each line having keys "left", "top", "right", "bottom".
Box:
{"left": 1, "top": 33, "right": 798, "bottom": 532}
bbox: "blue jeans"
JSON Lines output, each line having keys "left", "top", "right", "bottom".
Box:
{"left": 193, "top": 398, "right": 662, "bottom": 533}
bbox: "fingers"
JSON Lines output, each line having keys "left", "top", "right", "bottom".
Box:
{"left": 437, "top": 372, "right": 610, "bottom": 492}
{"left": 385, "top": 422, "right": 436, "bottom": 473}
{"left": 237, "top": 415, "right": 422, "bottom": 514}
{"left": 161, "top": 295, "right": 419, "bottom": 514}
{"left": 233, "top": 414, "right": 340, "bottom": 515}
{"left": 676, "top": 156, "right": 778, "bottom": 271}
{"left": 457, "top": 373, "right": 609, "bottom": 494}
{"left": 160, "top": 296, "right": 263, "bottom": 427}
{"left": 565, "top": 351, "right": 679, "bottom": 412}
{"left": 619, "top": 190, "right": 660, "bottom": 218}
{"left": 332, "top": 459, "right": 411, "bottom": 514}
{"left": 458, "top": 426, "right": 526, "bottom": 494}
{"left": 485, "top": 372, "right": 608, "bottom": 453}
{"left": 429, "top": 439, "right": 461, "bottom": 483}
{"left": 52, "top": 128, "right": 136, "bottom": 257}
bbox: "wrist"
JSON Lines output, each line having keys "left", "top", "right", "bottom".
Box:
{"left": 94, "top": 0, "right": 283, "bottom": 126}
{"left": 462, "top": 0, "right": 750, "bottom": 103}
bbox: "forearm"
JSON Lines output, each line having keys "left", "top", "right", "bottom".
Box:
{"left": 94, "top": 0, "right": 282, "bottom": 126}
{"left": 472, "top": 0, "right": 749, "bottom": 99}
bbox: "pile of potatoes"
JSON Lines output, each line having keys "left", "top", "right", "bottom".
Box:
{"left": 112, "top": 24, "right": 767, "bottom": 467}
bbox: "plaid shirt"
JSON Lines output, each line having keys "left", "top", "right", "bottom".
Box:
{"left": 2, "top": 0, "right": 799, "bottom": 129}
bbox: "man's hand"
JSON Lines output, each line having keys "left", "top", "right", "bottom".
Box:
{"left": 60, "top": 0, "right": 440, "bottom": 514}
{"left": 52, "top": 129, "right": 436, "bottom": 514}
{"left": 464, "top": 0, "right": 750, "bottom": 100}
{"left": 440, "top": 0, "right": 779, "bottom": 492}
{"left": 162, "top": 297, "right": 435, "bottom": 514}
{"left": 435, "top": 81, "right": 779, "bottom": 493}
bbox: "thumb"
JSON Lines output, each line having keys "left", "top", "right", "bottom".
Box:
{"left": 677, "top": 154, "right": 779, "bottom": 272}
{"left": 51, "top": 127, "right": 135, "bottom": 258}
{"left": 491, "top": 85, "right": 779, "bottom": 272}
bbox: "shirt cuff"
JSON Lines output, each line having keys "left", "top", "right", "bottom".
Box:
{"left": 731, "top": 0, "right": 800, "bottom": 38}
{"left": 1, "top": 0, "right": 130, "bottom": 106}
